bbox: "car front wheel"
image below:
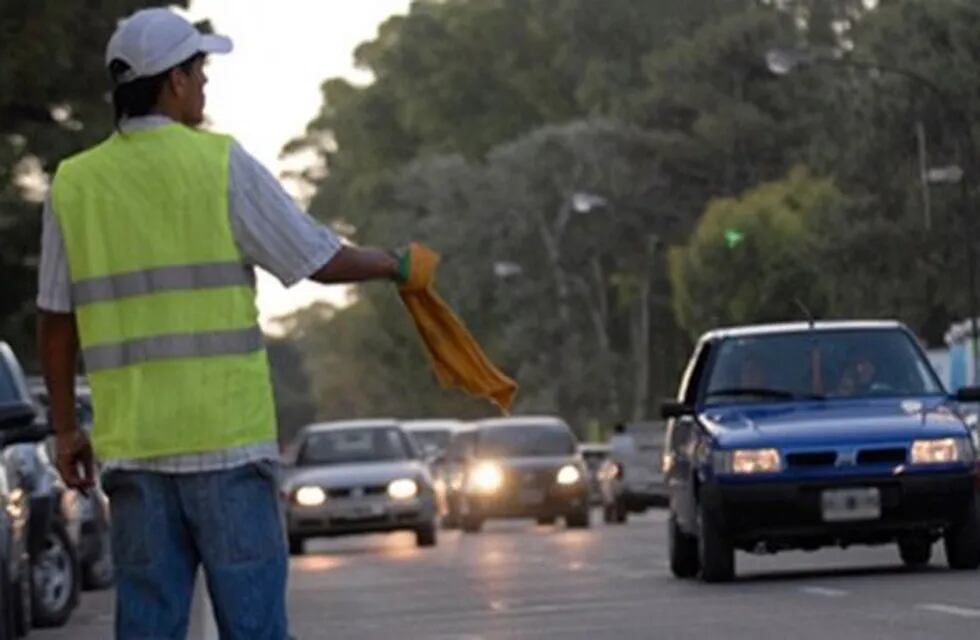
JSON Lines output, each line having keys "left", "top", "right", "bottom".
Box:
{"left": 945, "top": 497, "right": 980, "bottom": 570}
{"left": 669, "top": 514, "right": 699, "bottom": 579}
{"left": 898, "top": 536, "right": 932, "bottom": 568}
{"left": 416, "top": 522, "right": 438, "bottom": 547}
{"left": 31, "top": 521, "right": 79, "bottom": 628}
{"left": 697, "top": 502, "right": 734, "bottom": 583}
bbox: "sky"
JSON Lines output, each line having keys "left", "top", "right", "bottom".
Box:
{"left": 182, "top": 0, "right": 412, "bottom": 334}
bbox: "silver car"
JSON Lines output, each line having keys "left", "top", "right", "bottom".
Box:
{"left": 282, "top": 420, "right": 438, "bottom": 554}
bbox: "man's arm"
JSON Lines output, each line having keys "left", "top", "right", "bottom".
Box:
{"left": 309, "top": 245, "right": 400, "bottom": 284}
{"left": 37, "top": 311, "right": 94, "bottom": 490}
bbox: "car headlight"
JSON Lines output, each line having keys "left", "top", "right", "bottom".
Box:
{"left": 294, "top": 486, "right": 327, "bottom": 507}
{"left": 715, "top": 448, "right": 781, "bottom": 474}
{"left": 387, "top": 478, "right": 419, "bottom": 500}
{"left": 910, "top": 438, "right": 973, "bottom": 465}
{"left": 556, "top": 465, "right": 582, "bottom": 485}
{"left": 468, "top": 462, "right": 503, "bottom": 494}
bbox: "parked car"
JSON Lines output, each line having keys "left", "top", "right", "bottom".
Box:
{"left": 281, "top": 419, "right": 439, "bottom": 553}
{"left": 578, "top": 443, "right": 610, "bottom": 505}
{"left": 663, "top": 320, "right": 980, "bottom": 582}
{"left": 0, "top": 342, "right": 54, "bottom": 639}
{"left": 599, "top": 422, "right": 668, "bottom": 523}
{"left": 1, "top": 347, "right": 81, "bottom": 628}
{"left": 26, "top": 377, "right": 112, "bottom": 591}
{"left": 454, "top": 416, "right": 590, "bottom": 532}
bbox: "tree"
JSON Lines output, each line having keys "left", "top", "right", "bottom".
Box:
{"left": 669, "top": 167, "right": 846, "bottom": 339}
{"left": 0, "top": 0, "right": 190, "bottom": 362}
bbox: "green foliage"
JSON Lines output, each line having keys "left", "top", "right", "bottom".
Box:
{"left": 669, "top": 167, "right": 844, "bottom": 338}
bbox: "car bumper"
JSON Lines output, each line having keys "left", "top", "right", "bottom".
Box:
{"left": 287, "top": 496, "right": 436, "bottom": 537}
{"left": 467, "top": 484, "right": 589, "bottom": 518}
{"left": 702, "top": 471, "right": 977, "bottom": 549}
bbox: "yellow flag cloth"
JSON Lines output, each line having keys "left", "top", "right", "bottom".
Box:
{"left": 398, "top": 243, "right": 518, "bottom": 413}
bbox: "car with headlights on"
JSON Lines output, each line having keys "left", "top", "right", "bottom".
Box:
{"left": 456, "top": 416, "right": 590, "bottom": 532}
{"left": 282, "top": 420, "right": 438, "bottom": 553}
{"left": 663, "top": 321, "right": 980, "bottom": 583}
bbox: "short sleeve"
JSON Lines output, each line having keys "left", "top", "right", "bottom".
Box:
{"left": 226, "top": 141, "right": 342, "bottom": 287}
{"left": 36, "top": 195, "right": 74, "bottom": 312}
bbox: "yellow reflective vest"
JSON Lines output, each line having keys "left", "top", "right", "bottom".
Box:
{"left": 51, "top": 123, "right": 276, "bottom": 461}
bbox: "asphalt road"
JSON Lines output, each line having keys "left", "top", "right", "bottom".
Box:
{"left": 31, "top": 509, "right": 980, "bottom": 640}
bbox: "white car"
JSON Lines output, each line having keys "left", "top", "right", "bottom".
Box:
{"left": 282, "top": 420, "right": 438, "bottom": 553}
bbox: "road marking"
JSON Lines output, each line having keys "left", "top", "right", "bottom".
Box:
{"left": 918, "top": 604, "right": 980, "bottom": 618}
{"left": 801, "top": 587, "right": 849, "bottom": 598}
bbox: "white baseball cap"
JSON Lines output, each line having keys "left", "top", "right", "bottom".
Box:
{"left": 105, "top": 8, "right": 232, "bottom": 84}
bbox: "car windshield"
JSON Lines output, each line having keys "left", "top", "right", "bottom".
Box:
{"left": 704, "top": 329, "right": 943, "bottom": 405}
{"left": 476, "top": 425, "right": 576, "bottom": 458}
{"left": 408, "top": 430, "right": 451, "bottom": 454}
{"left": 299, "top": 427, "right": 411, "bottom": 466}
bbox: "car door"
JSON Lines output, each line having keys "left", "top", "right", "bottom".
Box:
{"left": 666, "top": 339, "right": 713, "bottom": 531}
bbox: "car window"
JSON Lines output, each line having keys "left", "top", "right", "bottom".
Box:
{"left": 704, "top": 329, "right": 943, "bottom": 405}
{"left": 408, "top": 430, "right": 451, "bottom": 454}
{"left": 476, "top": 425, "right": 576, "bottom": 458}
{"left": 447, "top": 431, "right": 476, "bottom": 460}
{"left": 298, "top": 427, "right": 410, "bottom": 466}
{"left": 0, "top": 363, "right": 19, "bottom": 404}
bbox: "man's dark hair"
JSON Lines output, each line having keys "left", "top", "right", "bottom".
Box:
{"left": 108, "top": 53, "right": 204, "bottom": 127}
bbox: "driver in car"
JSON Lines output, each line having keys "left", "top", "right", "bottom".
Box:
{"left": 836, "top": 351, "right": 880, "bottom": 396}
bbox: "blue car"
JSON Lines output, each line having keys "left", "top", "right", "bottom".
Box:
{"left": 662, "top": 321, "right": 980, "bottom": 582}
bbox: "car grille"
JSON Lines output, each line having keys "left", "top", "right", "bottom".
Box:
{"left": 506, "top": 468, "right": 554, "bottom": 490}
{"left": 856, "top": 447, "right": 907, "bottom": 465}
{"left": 785, "top": 451, "right": 837, "bottom": 468}
{"left": 326, "top": 485, "right": 388, "bottom": 499}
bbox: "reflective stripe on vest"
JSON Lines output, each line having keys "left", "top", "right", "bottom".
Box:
{"left": 83, "top": 326, "right": 263, "bottom": 372}
{"left": 72, "top": 261, "right": 253, "bottom": 306}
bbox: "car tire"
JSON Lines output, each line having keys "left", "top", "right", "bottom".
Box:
{"left": 416, "top": 522, "right": 438, "bottom": 548}
{"left": 288, "top": 535, "right": 305, "bottom": 556}
{"left": 944, "top": 497, "right": 980, "bottom": 570}
{"left": 898, "top": 537, "right": 932, "bottom": 568}
{"left": 536, "top": 516, "right": 557, "bottom": 526}
{"left": 697, "top": 502, "right": 734, "bottom": 583}
{"left": 669, "top": 514, "right": 700, "bottom": 579}
{"left": 461, "top": 515, "right": 483, "bottom": 533}
{"left": 565, "top": 509, "right": 590, "bottom": 529}
{"left": 81, "top": 533, "right": 114, "bottom": 591}
{"left": 31, "top": 521, "right": 80, "bottom": 628}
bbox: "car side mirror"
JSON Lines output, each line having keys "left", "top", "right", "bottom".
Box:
{"left": 955, "top": 386, "right": 980, "bottom": 403}
{"left": 0, "top": 401, "right": 36, "bottom": 431}
{"left": 660, "top": 400, "right": 694, "bottom": 419}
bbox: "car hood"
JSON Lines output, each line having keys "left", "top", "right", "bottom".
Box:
{"left": 489, "top": 456, "right": 580, "bottom": 471}
{"left": 699, "top": 397, "right": 969, "bottom": 449}
{"left": 283, "top": 460, "right": 428, "bottom": 489}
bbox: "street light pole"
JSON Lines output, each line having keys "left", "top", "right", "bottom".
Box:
{"left": 767, "top": 47, "right": 980, "bottom": 381}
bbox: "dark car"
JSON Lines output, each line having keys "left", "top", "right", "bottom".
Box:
{"left": 454, "top": 416, "right": 590, "bottom": 532}
{"left": 0, "top": 343, "right": 51, "bottom": 639}
{"left": 1, "top": 347, "right": 81, "bottom": 628}
{"left": 663, "top": 320, "right": 980, "bottom": 582}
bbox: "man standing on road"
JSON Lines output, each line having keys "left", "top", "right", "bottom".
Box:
{"left": 36, "top": 8, "right": 407, "bottom": 639}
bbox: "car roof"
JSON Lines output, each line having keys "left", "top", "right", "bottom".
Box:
{"left": 303, "top": 419, "right": 399, "bottom": 433}
{"left": 474, "top": 415, "right": 570, "bottom": 429}
{"left": 701, "top": 320, "right": 906, "bottom": 342}
{"left": 400, "top": 419, "right": 464, "bottom": 432}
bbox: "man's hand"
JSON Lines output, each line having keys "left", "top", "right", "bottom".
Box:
{"left": 55, "top": 428, "right": 96, "bottom": 492}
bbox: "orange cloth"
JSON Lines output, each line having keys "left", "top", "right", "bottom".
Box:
{"left": 398, "top": 243, "right": 518, "bottom": 413}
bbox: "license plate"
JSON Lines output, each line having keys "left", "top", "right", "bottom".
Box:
{"left": 821, "top": 488, "right": 881, "bottom": 522}
{"left": 519, "top": 489, "right": 544, "bottom": 505}
{"left": 338, "top": 504, "right": 386, "bottom": 520}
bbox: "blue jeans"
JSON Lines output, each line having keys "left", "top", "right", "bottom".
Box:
{"left": 102, "top": 462, "right": 289, "bottom": 639}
